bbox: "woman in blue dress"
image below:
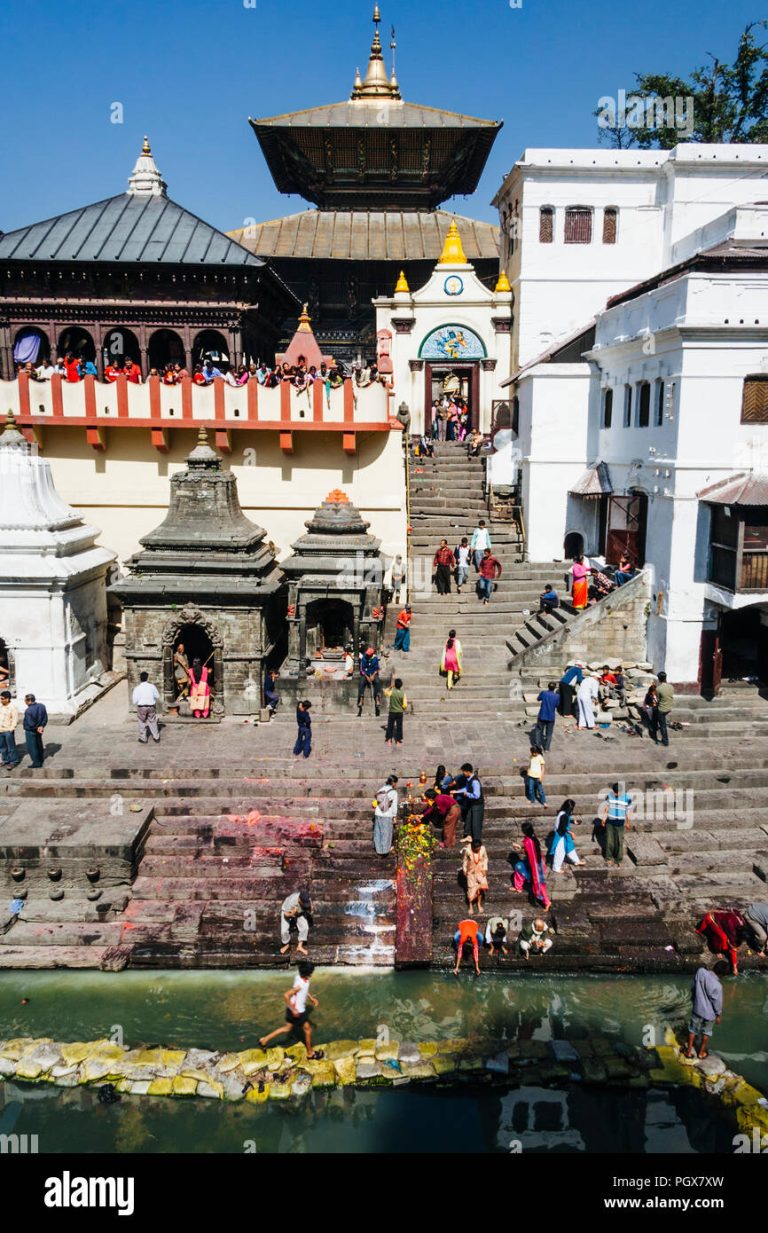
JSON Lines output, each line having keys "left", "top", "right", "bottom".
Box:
{"left": 549, "top": 799, "right": 583, "bottom": 874}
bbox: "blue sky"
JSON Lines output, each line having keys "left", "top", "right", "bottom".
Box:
{"left": 1, "top": 0, "right": 762, "bottom": 233}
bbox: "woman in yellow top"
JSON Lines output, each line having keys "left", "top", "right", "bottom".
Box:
{"left": 440, "top": 629, "right": 463, "bottom": 690}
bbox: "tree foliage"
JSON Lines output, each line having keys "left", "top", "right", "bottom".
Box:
{"left": 596, "top": 21, "right": 767, "bottom": 148}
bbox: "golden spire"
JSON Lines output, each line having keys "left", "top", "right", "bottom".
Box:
{"left": 394, "top": 269, "right": 410, "bottom": 294}
{"left": 197, "top": 425, "right": 209, "bottom": 447}
{"left": 351, "top": 4, "right": 401, "bottom": 99}
{"left": 297, "top": 303, "right": 313, "bottom": 333}
{"left": 438, "top": 219, "right": 468, "bottom": 265}
{"left": 495, "top": 269, "right": 512, "bottom": 293}
{"left": 142, "top": 135, "right": 151, "bottom": 155}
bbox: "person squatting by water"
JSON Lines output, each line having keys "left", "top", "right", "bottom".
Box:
{"left": 279, "top": 889, "right": 312, "bottom": 956}
{"left": 258, "top": 961, "right": 324, "bottom": 1060}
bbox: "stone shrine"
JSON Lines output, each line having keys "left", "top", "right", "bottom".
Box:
{"left": 281, "top": 489, "right": 384, "bottom": 676}
{"left": 0, "top": 411, "right": 116, "bottom": 717}
{"left": 111, "top": 428, "right": 285, "bottom": 716}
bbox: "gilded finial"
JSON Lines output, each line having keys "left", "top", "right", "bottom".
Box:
{"left": 197, "top": 425, "right": 209, "bottom": 446}
{"left": 495, "top": 269, "right": 512, "bottom": 293}
{"left": 142, "top": 135, "right": 151, "bottom": 155}
{"left": 297, "top": 304, "right": 313, "bottom": 332}
{"left": 438, "top": 218, "right": 468, "bottom": 265}
{"left": 5, "top": 409, "right": 17, "bottom": 429}
{"left": 394, "top": 269, "right": 410, "bottom": 294}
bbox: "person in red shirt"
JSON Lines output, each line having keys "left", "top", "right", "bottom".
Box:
{"left": 124, "top": 358, "right": 142, "bottom": 384}
{"left": 394, "top": 605, "right": 412, "bottom": 653}
{"left": 433, "top": 539, "right": 456, "bottom": 595}
{"left": 104, "top": 362, "right": 122, "bottom": 382}
{"left": 478, "top": 547, "right": 502, "bottom": 606}
{"left": 421, "top": 788, "right": 461, "bottom": 848}
{"left": 63, "top": 354, "right": 81, "bottom": 383}
{"left": 453, "top": 918, "right": 482, "bottom": 976}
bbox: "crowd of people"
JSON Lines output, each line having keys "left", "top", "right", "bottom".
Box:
{"left": 14, "top": 352, "right": 384, "bottom": 392}
{"left": 432, "top": 521, "right": 502, "bottom": 604}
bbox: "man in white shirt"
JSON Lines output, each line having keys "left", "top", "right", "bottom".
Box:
{"left": 0, "top": 691, "right": 20, "bottom": 770}
{"left": 470, "top": 520, "right": 491, "bottom": 573}
{"left": 36, "top": 361, "right": 56, "bottom": 380}
{"left": 131, "top": 672, "right": 160, "bottom": 744}
{"left": 258, "top": 961, "right": 323, "bottom": 1059}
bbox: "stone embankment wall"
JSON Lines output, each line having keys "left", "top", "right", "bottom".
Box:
{"left": 1, "top": 1031, "right": 766, "bottom": 1135}
{"left": 516, "top": 571, "right": 651, "bottom": 677}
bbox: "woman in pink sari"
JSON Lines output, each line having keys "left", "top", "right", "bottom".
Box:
{"left": 440, "top": 629, "right": 463, "bottom": 691}
{"left": 513, "top": 822, "right": 551, "bottom": 910}
{"left": 570, "top": 554, "right": 589, "bottom": 610}
{"left": 188, "top": 657, "right": 211, "bottom": 719}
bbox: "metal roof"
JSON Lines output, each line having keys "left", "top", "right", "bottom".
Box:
{"left": 569, "top": 462, "right": 613, "bottom": 499}
{"left": 253, "top": 99, "right": 500, "bottom": 131}
{"left": 229, "top": 209, "right": 500, "bottom": 262}
{"left": 0, "top": 192, "right": 266, "bottom": 267}
{"left": 698, "top": 472, "right": 768, "bottom": 506}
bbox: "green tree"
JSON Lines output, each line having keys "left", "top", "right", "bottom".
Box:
{"left": 596, "top": 21, "right": 767, "bottom": 148}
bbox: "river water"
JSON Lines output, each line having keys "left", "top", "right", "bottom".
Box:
{"left": 1, "top": 970, "right": 766, "bottom": 1154}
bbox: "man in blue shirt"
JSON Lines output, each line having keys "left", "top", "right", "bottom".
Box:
{"left": 558, "top": 663, "right": 584, "bottom": 718}
{"left": 539, "top": 584, "right": 560, "bottom": 614}
{"left": 536, "top": 681, "right": 559, "bottom": 751}
{"left": 357, "top": 647, "right": 382, "bottom": 717}
{"left": 600, "top": 782, "right": 632, "bottom": 865}
{"left": 293, "top": 700, "right": 312, "bottom": 759}
{"left": 23, "top": 694, "right": 48, "bottom": 768}
{"left": 686, "top": 965, "right": 725, "bottom": 1059}
{"left": 453, "top": 762, "right": 484, "bottom": 844}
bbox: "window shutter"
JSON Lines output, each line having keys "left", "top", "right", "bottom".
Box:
{"left": 539, "top": 207, "right": 554, "bottom": 243}
{"left": 564, "top": 207, "right": 593, "bottom": 244}
{"left": 741, "top": 376, "right": 768, "bottom": 424}
{"left": 603, "top": 208, "right": 618, "bottom": 244}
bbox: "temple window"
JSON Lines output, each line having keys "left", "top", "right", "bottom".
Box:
{"left": 741, "top": 374, "right": 768, "bottom": 424}
{"left": 564, "top": 206, "right": 593, "bottom": 244}
{"left": 602, "top": 207, "right": 618, "bottom": 244}
{"left": 539, "top": 206, "right": 554, "bottom": 244}
{"left": 602, "top": 388, "right": 613, "bottom": 429}
{"left": 637, "top": 381, "right": 651, "bottom": 428}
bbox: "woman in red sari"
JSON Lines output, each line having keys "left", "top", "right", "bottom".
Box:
{"left": 513, "top": 822, "right": 551, "bottom": 910}
{"left": 570, "top": 555, "right": 589, "bottom": 610}
{"left": 188, "top": 657, "right": 211, "bottom": 719}
{"left": 695, "top": 909, "right": 747, "bottom": 975}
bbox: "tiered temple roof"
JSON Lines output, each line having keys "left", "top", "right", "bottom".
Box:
{"left": 248, "top": 6, "right": 501, "bottom": 212}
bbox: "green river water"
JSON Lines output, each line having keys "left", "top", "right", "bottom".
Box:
{"left": 0, "top": 970, "right": 766, "bottom": 1154}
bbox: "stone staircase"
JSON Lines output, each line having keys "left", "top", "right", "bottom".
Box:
{"left": 2, "top": 734, "right": 768, "bottom": 971}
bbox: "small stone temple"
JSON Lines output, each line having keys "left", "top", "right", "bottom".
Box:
{"left": 111, "top": 429, "right": 285, "bottom": 716}
{"left": 281, "top": 490, "right": 384, "bottom": 676}
{"left": 0, "top": 411, "right": 116, "bottom": 716}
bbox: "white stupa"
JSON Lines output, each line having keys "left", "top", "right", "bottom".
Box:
{"left": 0, "top": 411, "right": 117, "bottom": 716}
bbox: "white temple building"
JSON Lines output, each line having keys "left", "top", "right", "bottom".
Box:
{"left": 493, "top": 144, "right": 768, "bottom": 689}
{"left": 0, "top": 412, "right": 116, "bottom": 716}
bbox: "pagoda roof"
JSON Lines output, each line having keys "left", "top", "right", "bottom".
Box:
{"left": 229, "top": 209, "right": 500, "bottom": 263}
{"left": 250, "top": 103, "right": 500, "bottom": 210}
{"left": 0, "top": 139, "right": 266, "bottom": 269}
{"left": 0, "top": 191, "right": 266, "bottom": 267}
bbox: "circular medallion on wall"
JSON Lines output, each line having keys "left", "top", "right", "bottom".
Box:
{"left": 443, "top": 275, "right": 464, "bottom": 297}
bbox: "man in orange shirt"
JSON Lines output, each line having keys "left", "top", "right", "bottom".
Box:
{"left": 453, "top": 918, "right": 482, "bottom": 976}
{"left": 394, "top": 604, "right": 412, "bottom": 653}
{"left": 124, "top": 358, "right": 142, "bottom": 384}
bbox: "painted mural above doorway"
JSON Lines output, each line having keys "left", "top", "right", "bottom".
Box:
{"left": 419, "top": 324, "right": 487, "bottom": 362}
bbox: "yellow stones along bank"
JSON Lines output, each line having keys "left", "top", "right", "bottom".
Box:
{"left": 0, "top": 1033, "right": 766, "bottom": 1132}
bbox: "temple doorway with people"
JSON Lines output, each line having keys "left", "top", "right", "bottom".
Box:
{"left": 165, "top": 622, "right": 216, "bottom": 715}
{"left": 425, "top": 364, "right": 479, "bottom": 436}
{"left": 604, "top": 492, "right": 648, "bottom": 568}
